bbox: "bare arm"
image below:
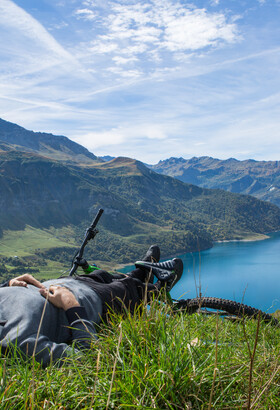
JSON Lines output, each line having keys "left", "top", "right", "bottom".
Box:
{"left": 9, "top": 273, "right": 46, "bottom": 289}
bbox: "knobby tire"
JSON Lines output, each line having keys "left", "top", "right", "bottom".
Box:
{"left": 172, "top": 297, "right": 278, "bottom": 325}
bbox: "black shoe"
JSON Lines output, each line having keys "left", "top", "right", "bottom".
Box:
{"left": 124, "top": 245, "right": 160, "bottom": 283}
{"left": 142, "top": 245, "right": 160, "bottom": 263}
{"left": 135, "top": 258, "right": 183, "bottom": 292}
{"left": 139, "top": 245, "right": 160, "bottom": 283}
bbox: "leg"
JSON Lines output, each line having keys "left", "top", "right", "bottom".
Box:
{"left": 110, "top": 245, "right": 160, "bottom": 282}
{"left": 77, "top": 272, "right": 160, "bottom": 317}
{"left": 103, "top": 276, "right": 160, "bottom": 316}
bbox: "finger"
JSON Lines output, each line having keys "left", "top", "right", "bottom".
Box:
{"left": 39, "top": 288, "right": 47, "bottom": 296}
{"left": 49, "top": 285, "right": 58, "bottom": 292}
{"left": 18, "top": 281, "right": 27, "bottom": 287}
{"left": 10, "top": 280, "right": 27, "bottom": 287}
{"left": 40, "top": 288, "right": 51, "bottom": 299}
{"left": 22, "top": 274, "right": 46, "bottom": 289}
{"left": 28, "top": 278, "right": 45, "bottom": 289}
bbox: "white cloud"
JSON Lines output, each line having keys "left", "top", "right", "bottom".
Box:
{"left": 107, "top": 67, "right": 142, "bottom": 78}
{"left": 78, "top": 129, "right": 126, "bottom": 149}
{"left": 74, "top": 8, "right": 97, "bottom": 20}
{"left": 120, "top": 44, "right": 148, "bottom": 56}
{"left": 1, "top": 0, "right": 279, "bottom": 165}
{"left": 163, "top": 10, "right": 237, "bottom": 51}
{"left": 89, "top": 42, "right": 119, "bottom": 54}
{"left": 0, "top": 0, "right": 73, "bottom": 62}
{"left": 74, "top": 123, "right": 169, "bottom": 151}
{"left": 0, "top": 0, "right": 101, "bottom": 123}
{"left": 72, "top": 0, "right": 239, "bottom": 77}
{"left": 112, "top": 56, "right": 139, "bottom": 65}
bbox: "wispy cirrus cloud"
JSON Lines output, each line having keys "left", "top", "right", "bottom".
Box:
{"left": 0, "top": 0, "right": 95, "bottom": 124}
{"left": 0, "top": 0, "right": 279, "bottom": 163}
{"left": 0, "top": 0, "right": 74, "bottom": 66}
{"left": 0, "top": 0, "right": 89, "bottom": 108}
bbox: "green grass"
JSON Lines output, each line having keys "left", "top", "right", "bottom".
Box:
{"left": 34, "top": 259, "right": 69, "bottom": 280}
{"left": 0, "top": 227, "right": 124, "bottom": 281}
{"left": 1, "top": 299, "right": 279, "bottom": 409}
{"left": 0, "top": 227, "right": 78, "bottom": 280}
{"left": 0, "top": 226, "right": 76, "bottom": 257}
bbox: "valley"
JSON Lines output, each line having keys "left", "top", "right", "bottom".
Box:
{"left": 1, "top": 118, "right": 280, "bottom": 280}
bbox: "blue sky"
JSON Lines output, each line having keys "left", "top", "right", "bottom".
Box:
{"left": 0, "top": 0, "right": 279, "bottom": 163}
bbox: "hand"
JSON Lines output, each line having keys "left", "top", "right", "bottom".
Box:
{"left": 9, "top": 273, "right": 45, "bottom": 289}
{"left": 40, "top": 286, "right": 80, "bottom": 310}
{"left": 75, "top": 258, "right": 89, "bottom": 269}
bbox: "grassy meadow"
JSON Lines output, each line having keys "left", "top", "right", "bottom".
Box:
{"left": 0, "top": 298, "right": 279, "bottom": 409}
{"left": 0, "top": 226, "right": 76, "bottom": 257}
{"left": 0, "top": 229, "right": 279, "bottom": 408}
{"left": 0, "top": 226, "right": 77, "bottom": 279}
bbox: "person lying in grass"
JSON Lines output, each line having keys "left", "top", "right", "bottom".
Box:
{"left": 0, "top": 246, "right": 183, "bottom": 367}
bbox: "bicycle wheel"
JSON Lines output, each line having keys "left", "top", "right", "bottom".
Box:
{"left": 172, "top": 297, "right": 278, "bottom": 324}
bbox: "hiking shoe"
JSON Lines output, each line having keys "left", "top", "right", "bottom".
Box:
{"left": 135, "top": 258, "right": 183, "bottom": 292}
{"left": 123, "top": 245, "right": 160, "bottom": 283}
{"left": 140, "top": 245, "right": 160, "bottom": 283}
{"left": 142, "top": 245, "right": 160, "bottom": 263}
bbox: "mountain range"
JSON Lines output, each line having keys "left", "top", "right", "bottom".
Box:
{"left": 1, "top": 118, "right": 280, "bottom": 264}
{"left": 0, "top": 118, "right": 97, "bottom": 164}
{"left": 150, "top": 156, "right": 280, "bottom": 208}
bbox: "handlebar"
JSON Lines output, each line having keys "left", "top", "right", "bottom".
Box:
{"left": 68, "top": 208, "right": 104, "bottom": 276}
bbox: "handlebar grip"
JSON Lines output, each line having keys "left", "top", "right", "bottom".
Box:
{"left": 91, "top": 208, "right": 104, "bottom": 229}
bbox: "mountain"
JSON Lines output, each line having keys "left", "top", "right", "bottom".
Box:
{"left": 1, "top": 149, "right": 280, "bottom": 263}
{"left": 99, "top": 155, "right": 115, "bottom": 162}
{"left": 150, "top": 156, "right": 280, "bottom": 208}
{"left": 0, "top": 118, "right": 98, "bottom": 164}
{"left": 1, "top": 119, "right": 280, "bottom": 263}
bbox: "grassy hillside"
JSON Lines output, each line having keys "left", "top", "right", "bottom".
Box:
{"left": 0, "top": 226, "right": 76, "bottom": 257}
{"left": 1, "top": 153, "right": 280, "bottom": 282}
{"left": 1, "top": 299, "right": 279, "bottom": 409}
{"left": 0, "top": 226, "right": 77, "bottom": 281}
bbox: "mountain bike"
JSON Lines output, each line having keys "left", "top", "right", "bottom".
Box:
{"left": 69, "top": 208, "right": 278, "bottom": 325}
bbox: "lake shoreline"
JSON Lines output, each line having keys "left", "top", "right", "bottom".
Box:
{"left": 216, "top": 229, "right": 280, "bottom": 244}
{"left": 215, "top": 233, "right": 269, "bottom": 243}
{"left": 116, "top": 230, "right": 280, "bottom": 271}
{"left": 172, "top": 230, "right": 280, "bottom": 312}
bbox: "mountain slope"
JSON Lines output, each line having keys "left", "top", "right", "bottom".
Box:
{"left": 150, "top": 156, "right": 280, "bottom": 207}
{"left": 0, "top": 118, "right": 98, "bottom": 164}
{"left": 1, "top": 152, "right": 280, "bottom": 263}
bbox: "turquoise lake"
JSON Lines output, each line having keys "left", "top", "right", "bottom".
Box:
{"left": 121, "top": 232, "right": 280, "bottom": 313}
